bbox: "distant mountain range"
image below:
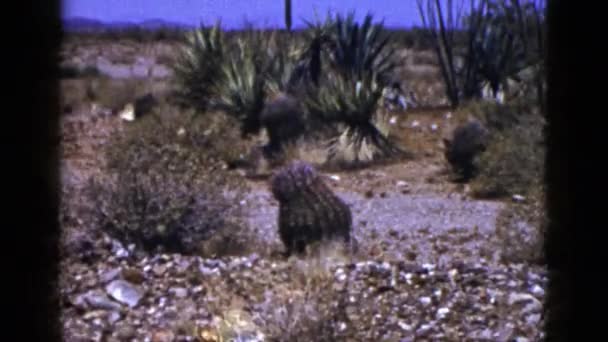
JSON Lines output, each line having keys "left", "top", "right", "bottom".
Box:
{"left": 63, "top": 17, "right": 194, "bottom": 32}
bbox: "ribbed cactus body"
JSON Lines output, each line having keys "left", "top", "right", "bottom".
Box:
{"left": 270, "top": 161, "right": 352, "bottom": 256}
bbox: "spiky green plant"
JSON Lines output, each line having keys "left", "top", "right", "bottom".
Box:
{"left": 265, "top": 43, "right": 303, "bottom": 96}
{"left": 215, "top": 25, "right": 311, "bottom": 140}
{"left": 214, "top": 39, "right": 267, "bottom": 137}
{"left": 324, "top": 12, "right": 398, "bottom": 85}
{"left": 171, "top": 21, "right": 225, "bottom": 111}
{"left": 416, "top": 0, "right": 545, "bottom": 107}
{"left": 299, "top": 10, "right": 335, "bottom": 87}
{"left": 303, "top": 74, "right": 404, "bottom": 165}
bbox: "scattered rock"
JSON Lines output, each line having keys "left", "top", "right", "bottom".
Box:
{"left": 105, "top": 280, "right": 144, "bottom": 308}
{"left": 107, "top": 311, "right": 122, "bottom": 325}
{"left": 115, "top": 325, "right": 136, "bottom": 340}
{"left": 152, "top": 329, "right": 176, "bottom": 342}
{"left": 512, "top": 194, "right": 526, "bottom": 202}
{"left": 73, "top": 290, "right": 122, "bottom": 311}
{"left": 100, "top": 268, "right": 121, "bottom": 283}
{"left": 169, "top": 287, "right": 188, "bottom": 298}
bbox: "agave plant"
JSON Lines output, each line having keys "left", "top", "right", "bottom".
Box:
{"left": 303, "top": 74, "right": 404, "bottom": 165}
{"left": 325, "top": 12, "right": 398, "bottom": 86}
{"left": 214, "top": 38, "right": 266, "bottom": 137}
{"left": 171, "top": 20, "right": 226, "bottom": 111}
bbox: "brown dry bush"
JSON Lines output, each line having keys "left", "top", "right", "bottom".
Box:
{"left": 495, "top": 187, "right": 546, "bottom": 264}
{"left": 253, "top": 246, "right": 352, "bottom": 341}
{"left": 470, "top": 102, "right": 545, "bottom": 198}
{"left": 84, "top": 109, "right": 253, "bottom": 257}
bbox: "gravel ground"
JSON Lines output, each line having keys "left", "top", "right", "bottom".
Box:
{"left": 61, "top": 251, "right": 546, "bottom": 341}
{"left": 58, "top": 41, "right": 547, "bottom": 340}
{"left": 242, "top": 186, "right": 510, "bottom": 267}
{"left": 60, "top": 181, "right": 546, "bottom": 341}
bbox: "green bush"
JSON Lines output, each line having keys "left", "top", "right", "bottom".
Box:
{"left": 470, "top": 101, "right": 545, "bottom": 198}
{"left": 86, "top": 111, "right": 250, "bottom": 256}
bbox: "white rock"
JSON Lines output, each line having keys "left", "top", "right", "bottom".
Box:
{"left": 389, "top": 116, "right": 397, "bottom": 125}
{"left": 119, "top": 104, "right": 135, "bottom": 122}
{"left": 329, "top": 175, "right": 341, "bottom": 181}
{"left": 411, "top": 120, "right": 420, "bottom": 128}
{"left": 419, "top": 296, "right": 432, "bottom": 306}
{"left": 526, "top": 313, "right": 541, "bottom": 325}
{"left": 398, "top": 321, "right": 413, "bottom": 331}
{"left": 396, "top": 181, "right": 408, "bottom": 187}
{"left": 107, "top": 311, "right": 121, "bottom": 324}
{"left": 531, "top": 284, "right": 545, "bottom": 297}
{"left": 105, "top": 280, "right": 143, "bottom": 308}
{"left": 508, "top": 293, "right": 542, "bottom": 312}
{"left": 100, "top": 268, "right": 121, "bottom": 283}
{"left": 512, "top": 194, "right": 526, "bottom": 202}
{"left": 422, "top": 263, "right": 436, "bottom": 271}
{"left": 430, "top": 123, "right": 438, "bottom": 131}
{"left": 169, "top": 287, "right": 188, "bottom": 298}
{"left": 436, "top": 307, "right": 450, "bottom": 319}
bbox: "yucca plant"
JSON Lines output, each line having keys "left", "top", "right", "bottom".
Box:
{"left": 171, "top": 20, "right": 226, "bottom": 111}
{"left": 303, "top": 74, "right": 404, "bottom": 165}
{"left": 298, "top": 11, "right": 337, "bottom": 88}
{"left": 216, "top": 23, "right": 313, "bottom": 137}
{"left": 417, "top": 0, "right": 545, "bottom": 108}
{"left": 265, "top": 40, "right": 308, "bottom": 96}
{"left": 214, "top": 38, "right": 267, "bottom": 137}
{"left": 324, "top": 12, "right": 398, "bottom": 85}
{"left": 470, "top": 1, "right": 531, "bottom": 98}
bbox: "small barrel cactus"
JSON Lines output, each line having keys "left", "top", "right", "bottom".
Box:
{"left": 443, "top": 119, "right": 490, "bottom": 181}
{"left": 270, "top": 161, "right": 352, "bottom": 256}
{"left": 259, "top": 92, "right": 306, "bottom": 159}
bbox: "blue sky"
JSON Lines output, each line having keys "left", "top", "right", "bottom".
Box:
{"left": 62, "top": 0, "right": 425, "bottom": 29}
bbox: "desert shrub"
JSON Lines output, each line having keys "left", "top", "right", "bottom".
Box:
{"left": 85, "top": 77, "right": 148, "bottom": 112}
{"left": 467, "top": 98, "right": 536, "bottom": 133}
{"left": 253, "top": 248, "right": 351, "bottom": 341}
{"left": 86, "top": 111, "right": 251, "bottom": 256}
{"left": 470, "top": 103, "right": 545, "bottom": 198}
{"left": 495, "top": 186, "right": 546, "bottom": 264}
